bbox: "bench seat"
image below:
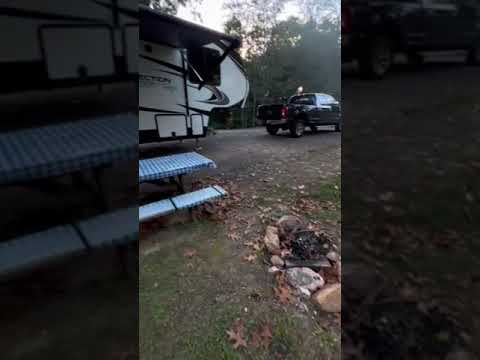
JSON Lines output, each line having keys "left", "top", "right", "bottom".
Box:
{"left": 139, "top": 185, "right": 227, "bottom": 222}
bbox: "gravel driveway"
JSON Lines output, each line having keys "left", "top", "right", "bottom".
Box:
{"left": 140, "top": 126, "right": 340, "bottom": 180}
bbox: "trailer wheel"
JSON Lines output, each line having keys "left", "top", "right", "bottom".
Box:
{"left": 266, "top": 125, "right": 279, "bottom": 135}
{"left": 290, "top": 118, "right": 305, "bottom": 138}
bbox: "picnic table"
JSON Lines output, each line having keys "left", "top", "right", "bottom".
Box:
{"left": 0, "top": 114, "right": 137, "bottom": 185}
{"left": 0, "top": 114, "right": 138, "bottom": 277}
{"left": 139, "top": 152, "right": 225, "bottom": 222}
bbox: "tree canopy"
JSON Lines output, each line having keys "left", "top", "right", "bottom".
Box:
{"left": 140, "top": 0, "right": 199, "bottom": 15}
{"left": 223, "top": 0, "right": 340, "bottom": 108}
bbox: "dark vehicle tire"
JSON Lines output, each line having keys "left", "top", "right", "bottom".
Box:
{"left": 408, "top": 52, "right": 424, "bottom": 67}
{"left": 359, "top": 37, "right": 393, "bottom": 79}
{"left": 290, "top": 118, "right": 305, "bottom": 138}
{"left": 266, "top": 124, "right": 279, "bottom": 135}
{"left": 467, "top": 43, "right": 480, "bottom": 66}
{"left": 310, "top": 125, "right": 318, "bottom": 133}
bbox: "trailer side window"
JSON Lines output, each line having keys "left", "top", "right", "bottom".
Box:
{"left": 188, "top": 47, "right": 221, "bottom": 86}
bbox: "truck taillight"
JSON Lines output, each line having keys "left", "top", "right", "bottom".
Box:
{"left": 342, "top": 7, "right": 352, "bottom": 33}
{"left": 281, "top": 106, "right": 288, "bottom": 118}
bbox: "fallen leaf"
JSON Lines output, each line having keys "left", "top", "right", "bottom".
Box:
{"left": 244, "top": 241, "right": 262, "bottom": 251}
{"left": 228, "top": 233, "right": 240, "bottom": 241}
{"left": 274, "top": 285, "right": 294, "bottom": 305}
{"left": 183, "top": 249, "right": 197, "bottom": 258}
{"left": 251, "top": 321, "right": 273, "bottom": 349}
{"left": 280, "top": 249, "right": 292, "bottom": 258}
{"left": 244, "top": 254, "right": 257, "bottom": 263}
{"left": 226, "top": 320, "right": 248, "bottom": 349}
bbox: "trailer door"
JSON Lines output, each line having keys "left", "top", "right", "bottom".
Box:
{"left": 139, "top": 42, "right": 188, "bottom": 138}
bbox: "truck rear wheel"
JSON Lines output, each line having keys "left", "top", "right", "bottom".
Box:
{"left": 467, "top": 42, "right": 480, "bottom": 66}
{"left": 266, "top": 124, "right": 279, "bottom": 135}
{"left": 359, "top": 37, "right": 392, "bottom": 79}
{"left": 290, "top": 118, "right": 305, "bottom": 138}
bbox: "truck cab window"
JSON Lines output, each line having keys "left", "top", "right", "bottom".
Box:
{"left": 316, "top": 94, "right": 336, "bottom": 105}
{"left": 290, "top": 95, "right": 315, "bottom": 105}
{"left": 188, "top": 47, "right": 221, "bottom": 86}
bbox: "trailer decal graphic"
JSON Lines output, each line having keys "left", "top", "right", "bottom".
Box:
{"left": 198, "top": 85, "right": 230, "bottom": 106}
{"left": 140, "top": 55, "right": 186, "bottom": 75}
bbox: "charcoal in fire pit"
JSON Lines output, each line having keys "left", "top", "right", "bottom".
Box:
{"left": 289, "top": 230, "right": 330, "bottom": 260}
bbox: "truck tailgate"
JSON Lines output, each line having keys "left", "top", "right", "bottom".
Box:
{"left": 257, "top": 104, "right": 284, "bottom": 120}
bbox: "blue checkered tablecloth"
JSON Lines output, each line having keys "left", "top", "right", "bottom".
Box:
{"left": 0, "top": 114, "right": 137, "bottom": 185}
{"left": 139, "top": 152, "right": 216, "bottom": 183}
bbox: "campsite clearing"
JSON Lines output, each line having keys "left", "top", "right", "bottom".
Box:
{"left": 140, "top": 127, "right": 341, "bottom": 359}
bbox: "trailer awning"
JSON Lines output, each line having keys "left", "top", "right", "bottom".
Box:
{"left": 139, "top": 5, "right": 241, "bottom": 50}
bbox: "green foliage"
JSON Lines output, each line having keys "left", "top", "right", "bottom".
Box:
{"left": 141, "top": 0, "right": 198, "bottom": 15}
{"left": 224, "top": 0, "right": 340, "bottom": 119}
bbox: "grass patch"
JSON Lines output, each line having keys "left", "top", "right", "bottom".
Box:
{"left": 180, "top": 311, "right": 243, "bottom": 360}
{"left": 306, "top": 208, "right": 341, "bottom": 222}
{"left": 139, "top": 192, "right": 341, "bottom": 360}
{"left": 139, "top": 220, "right": 228, "bottom": 359}
{"left": 313, "top": 325, "right": 339, "bottom": 357}
{"left": 311, "top": 177, "right": 341, "bottom": 203}
{"left": 270, "top": 315, "right": 302, "bottom": 358}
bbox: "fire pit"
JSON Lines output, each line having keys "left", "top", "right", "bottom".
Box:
{"left": 289, "top": 230, "right": 330, "bottom": 260}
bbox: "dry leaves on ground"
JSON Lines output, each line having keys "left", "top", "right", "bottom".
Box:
{"left": 274, "top": 286, "right": 294, "bottom": 305}
{"left": 226, "top": 319, "right": 248, "bottom": 349}
{"left": 250, "top": 321, "right": 273, "bottom": 349}
{"left": 274, "top": 273, "right": 295, "bottom": 305}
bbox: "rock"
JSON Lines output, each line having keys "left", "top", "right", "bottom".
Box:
{"left": 326, "top": 251, "right": 340, "bottom": 263}
{"left": 298, "top": 287, "right": 312, "bottom": 298}
{"left": 268, "top": 266, "right": 281, "bottom": 274}
{"left": 277, "top": 215, "right": 306, "bottom": 240}
{"left": 312, "top": 284, "right": 341, "bottom": 313}
{"left": 271, "top": 255, "right": 285, "bottom": 267}
{"left": 284, "top": 257, "right": 331, "bottom": 270}
{"left": 285, "top": 267, "right": 324, "bottom": 292}
{"left": 264, "top": 226, "right": 280, "bottom": 253}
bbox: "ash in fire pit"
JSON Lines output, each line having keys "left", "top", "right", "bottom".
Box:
{"left": 289, "top": 230, "right": 330, "bottom": 260}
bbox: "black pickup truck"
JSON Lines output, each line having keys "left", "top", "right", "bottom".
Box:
{"left": 256, "top": 93, "right": 342, "bottom": 137}
{"left": 342, "top": 0, "right": 480, "bottom": 78}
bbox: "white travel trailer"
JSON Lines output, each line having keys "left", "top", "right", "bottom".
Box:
{"left": 0, "top": 0, "right": 138, "bottom": 94}
{"left": 139, "top": 6, "right": 249, "bottom": 143}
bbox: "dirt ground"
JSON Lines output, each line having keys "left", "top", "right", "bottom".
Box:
{"left": 139, "top": 127, "right": 341, "bottom": 359}
{"left": 342, "top": 59, "right": 480, "bottom": 358}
